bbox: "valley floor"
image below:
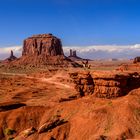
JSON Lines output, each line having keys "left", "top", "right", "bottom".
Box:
{"left": 0, "top": 61, "right": 140, "bottom": 140}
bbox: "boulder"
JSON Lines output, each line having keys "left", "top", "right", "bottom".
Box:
{"left": 38, "top": 117, "right": 66, "bottom": 133}
{"left": 14, "top": 127, "right": 36, "bottom": 139}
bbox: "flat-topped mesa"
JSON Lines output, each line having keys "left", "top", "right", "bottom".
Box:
{"left": 22, "top": 34, "right": 64, "bottom": 57}
{"left": 5, "top": 34, "right": 82, "bottom": 68}
{"left": 30, "top": 33, "right": 53, "bottom": 38}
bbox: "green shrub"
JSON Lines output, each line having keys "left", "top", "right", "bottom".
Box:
{"left": 108, "top": 101, "right": 113, "bottom": 106}
{"left": 4, "top": 128, "right": 16, "bottom": 136}
{"left": 8, "top": 137, "right": 14, "bottom": 140}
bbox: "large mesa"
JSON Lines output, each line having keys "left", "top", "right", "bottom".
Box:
{"left": 7, "top": 34, "right": 81, "bottom": 67}
{"left": 22, "top": 34, "right": 64, "bottom": 57}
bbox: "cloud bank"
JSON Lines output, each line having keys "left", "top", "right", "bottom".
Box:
{"left": 1, "top": 44, "right": 140, "bottom": 60}
{"left": 64, "top": 44, "right": 140, "bottom": 59}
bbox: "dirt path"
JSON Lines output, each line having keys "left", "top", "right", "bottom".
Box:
{"left": 1, "top": 72, "right": 72, "bottom": 89}
{"left": 40, "top": 77, "right": 71, "bottom": 88}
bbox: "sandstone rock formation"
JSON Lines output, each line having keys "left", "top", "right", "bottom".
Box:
{"left": 69, "top": 71, "right": 94, "bottom": 97}
{"left": 38, "top": 116, "right": 66, "bottom": 133}
{"left": 69, "top": 49, "right": 77, "bottom": 57}
{"left": 133, "top": 56, "right": 140, "bottom": 63}
{"left": 69, "top": 49, "right": 73, "bottom": 57}
{"left": 69, "top": 71, "right": 140, "bottom": 98}
{"left": 118, "top": 63, "right": 140, "bottom": 71}
{"left": 19, "top": 34, "right": 65, "bottom": 66}
{"left": 72, "top": 50, "right": 77, "bottom": 57}
{"left": 22, "top": 34, "right": 64, "bottom": 57}
{"left": 117, "top": 56, "right": 140, "bottom": 71}
{"left": 68, "top": 49, "right": 88, "bottom": 61}
{"left": 1, "top": 72, "right": 140, "bottom": 139}
{"left": 7, "top": 34, "right": 81, "bottom": 67}
{"left": 15, "top": 127, "right": 36, "bottom": 139}
{"left": 5, "top": 50, "right": 17, "bottom": 62}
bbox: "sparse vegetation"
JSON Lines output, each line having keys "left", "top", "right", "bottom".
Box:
{"left": 134, "top": 108, "right": 140, "bottom": 117}
{"left": 0, "top": 59, "right": 140, "bottom": 139}
{"left": 4, "top": 128, "right": 16, "bottom": 136}
{"left": 8, "top": 137, "right": 14, "bottom": 140}
{"left": 108, "top": 101, "right": 113, "bottom": 106}
{"left": 104, "top": 117, "right": 113, "bottom": 134}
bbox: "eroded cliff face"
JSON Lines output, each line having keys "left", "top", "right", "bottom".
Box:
{"left": 69, "top": 71, "right": 140, "bottom": 98}
{"left": 1, "top": 71, "right": 140, "bottom": 139}
{"left": 22, "top": 34, "right": 64, "bottom": 57}
{"left": 69, "top": 71, "right": 94, "bottom": 97}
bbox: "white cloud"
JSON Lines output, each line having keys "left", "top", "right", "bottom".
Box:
{"left": 0, "top": 44, "right": 140, "bottom": 60}
{"left": 64, "top": 44, "right": 140, "bottom": 59}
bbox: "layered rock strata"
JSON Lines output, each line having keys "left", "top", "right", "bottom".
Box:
{"left": 22, "top": 34, "right": 63, "bottom": 57}
{"left": 7, "top": 34, "right": 81, "bottom": 67}
{"left": 69, "top": 71, "right": 94, "bottom": 97}
{"left": 69, "top": 71, "right": 140, "bottom": 98}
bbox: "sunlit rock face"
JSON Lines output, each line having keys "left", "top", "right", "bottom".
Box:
{"left": 22, "top": 34, "right": 64, "bottom": 57}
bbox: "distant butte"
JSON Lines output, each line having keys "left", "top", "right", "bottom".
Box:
{"left": 68, "top": 49, "right": 88, "bottom": 61}
{"left": 4, "top": 50, "right": 17, "bottom": 62}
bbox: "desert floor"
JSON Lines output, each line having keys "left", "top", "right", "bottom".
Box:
{"left": 0, "top": 60, "right": 140, "bottom": 140}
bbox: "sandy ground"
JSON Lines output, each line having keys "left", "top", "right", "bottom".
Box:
{"left": 0, "top": 60, "right": 140, "bottom": 140}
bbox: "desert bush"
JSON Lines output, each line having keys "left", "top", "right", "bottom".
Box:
{"left": 4, "top": 128, "right": 16, "bottom": 136}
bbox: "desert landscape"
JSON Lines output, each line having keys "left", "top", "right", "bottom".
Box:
{"left": 0, "top": 34, "right": 140, "bottom": 140}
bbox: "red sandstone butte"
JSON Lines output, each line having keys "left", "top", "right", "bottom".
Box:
{"left": 22, "top": 33, "right": 64, "bottom": 57}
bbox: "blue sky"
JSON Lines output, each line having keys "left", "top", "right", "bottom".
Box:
{"left": 0, "top": 0, "right": 140, "bottom": 47}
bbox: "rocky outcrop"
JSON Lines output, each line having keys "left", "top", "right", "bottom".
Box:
{"left": 69, "top": 49, "right": 73, "bottom": 57}
{"left": 5, "top": 50, "right": 17, "bottom": 62}
{"left": 69, "top": 49, "right": 78, "bottom": 59}
{"left": 22, "top": 34, "right": 64, "bottom": 57}
{"left": 118, "top": 64, "right": 140, "bottom": 71}
{"left": 0, "top": 102, "right": 26, "bottom": 112}
{"left": 117, "top": 56, "right": 140, "bottom": 71}
{"left": 69, "top": 71, "right": 140, "bottom": 98}
{"left": 14, "top": 127, "right": 36, "bottom": 139}
{"left": 68, "top": 49, "right": 87, "bottom": 61}
{"left": 92, "top": 71, "right": 129, "bottom": 98}
{"left": 133, "top": 56, "right": 140, "bottom": 63}
{"left": 38, "top": 116, "right": 66, "bottom": 133}
{"left": 69, "top": 49, "right": 77, "bottom": 57}
{"left": 72, "top": 50, "right": 77, "bottom": 57}
{"left": 1, "top": 72, "right": 140, "bottom": 139}
{"left": 7, "top": 34, "right": 81, "bottom": 67}
{"left": 69, "top": 71, "right": 94, "bottom": 97}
